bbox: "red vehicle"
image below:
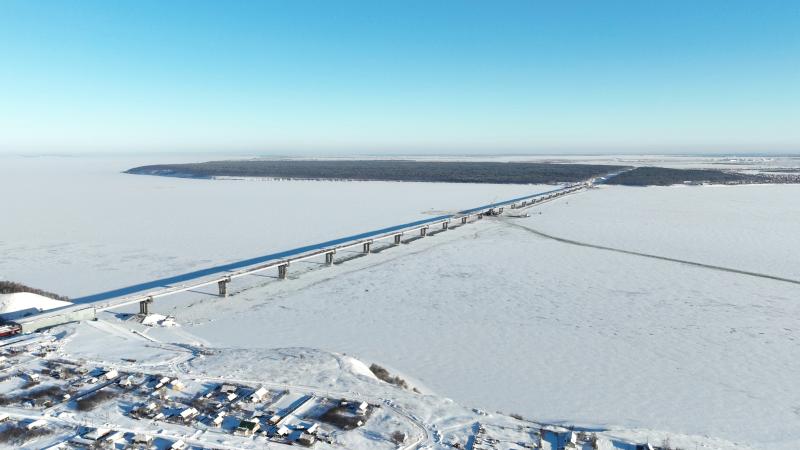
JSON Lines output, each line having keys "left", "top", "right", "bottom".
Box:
{"left": 0, "top": 323, "right": 21, "bottom": 338}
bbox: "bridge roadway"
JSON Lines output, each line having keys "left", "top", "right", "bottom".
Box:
{"left": 15, "top": 183, "right": 586, "bottom": 332}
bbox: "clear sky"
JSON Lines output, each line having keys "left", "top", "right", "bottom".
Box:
{"left": 0, "top": 0, "right": 798, "bottom": 155}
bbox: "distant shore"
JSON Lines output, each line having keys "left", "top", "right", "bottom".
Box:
{"left": 125, "top": 159, "right": 800, "bottom": 186}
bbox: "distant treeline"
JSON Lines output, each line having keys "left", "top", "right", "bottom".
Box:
{"left": 126, "top": 160, "right": 628, "bottom": 184}
{"left": 0, "top": 281, "right": 70, "bottom": 301}
{"left": 606, "top": 167, "right": 766, "bottom": 186}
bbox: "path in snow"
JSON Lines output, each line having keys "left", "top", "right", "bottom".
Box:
{"left": 503, "top": 220, "right": 800, "bottom": 287}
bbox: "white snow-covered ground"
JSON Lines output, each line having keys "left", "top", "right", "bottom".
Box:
{"left": 0, "top": 292, "right": 70, "bottom": 320}
{"left": 138, "top": 183, "right": 800, "bottom": 450}
{"left": 0, "top": 155, "right": 554, "bottom": 298}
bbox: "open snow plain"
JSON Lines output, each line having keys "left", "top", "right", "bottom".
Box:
{"left": 145, "top": 183, "right": 800, "bottom": 450}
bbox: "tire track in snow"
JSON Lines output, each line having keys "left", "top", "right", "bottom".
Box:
{"left": 504, "top": 221, "right": 800, "bottom": 287}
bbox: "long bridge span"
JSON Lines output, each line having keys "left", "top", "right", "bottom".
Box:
{"left": 15, "top": 182, "right": 592, "bottom": 333}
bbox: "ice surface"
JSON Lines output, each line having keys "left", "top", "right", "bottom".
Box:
{"left": 0, "top": 155, "right": 553, "bottom": 298}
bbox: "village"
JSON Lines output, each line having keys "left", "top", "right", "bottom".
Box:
{"left": 0, "top": 326, "right": 679, "bottom": 450}
{"left": 0, "top": 334, "right": 384, "bottom": 450}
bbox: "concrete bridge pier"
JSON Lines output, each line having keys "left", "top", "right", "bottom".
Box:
{"left": 420, "top": 227, "right": 428, "bottom": 237}
{"left": 278, "top": 263, "right": 288, "bottom": 279}
{"left": 218, "top": 278, "right": 230, "bottom": 298}
{"left": 139, "top": 297, "right": 153, "bottom": 315}
{"left": 498, "top": 207, "right": 504, "bottom": 214}
{"left": 393, "top": 233, "right": 402, "bottom": 245}
{"left": 325, "top": 251, "right": 335, "bottom": 265}
{"left": 363, "top": 241, "right": 372, "bottom": 254}
{"left": 461, "top": 216, "right": 468, "bottom": 224}
{"left": 442, "top": 221, "right": 449, "bottom": 230}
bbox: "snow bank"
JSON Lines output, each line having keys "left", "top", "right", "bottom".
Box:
{"left": 0, "top": 292, "right": 70, "bottom": 320}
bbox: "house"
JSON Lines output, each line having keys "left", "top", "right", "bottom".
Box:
{"left": 277, "top": 425, "right": 291, "bottom": 437}
{"left": 306, "top": 423, "right": 320, "bottom": 434}
{"left": 226, "top": 392, "right": 238, "bottom": 401}
{"left": 356, "top": 401, "right": 369, "bottom": 415}
{"left": 235, "top": 419, "right": 261, "bottom": 436}
{"left": 155, "top": 376, "right": 171, "bottom": 389}
{"left": 212, "top": 413, "right": 225, "bottom": 427}
{"left": 103, "top": 369, "right": 119, "bottom": 380}
{"left": 178, "top": 407, "right": 199, "bottom": 422}
{"left": 82, "top": 427, "right": 111, "bottom": 440}
{"left": 219, "top": 384, "right": 237, "bottom": 394}
{"left": 132, "top": 434, "right": 152, "bottom": 445}
{"left": 250, "top": 386, "right": 268, "bottom": 402}
{"left": 104, "top": 431, "right": 126, "bottom": 443}
{"left": 170, "top": 440, "right": 187, "bottom": 449}
{"left": 268, "top": 414, "right": 282, "bottom": 424}
{"left": 297, "top": 432, "right": 317, "bottom": 446}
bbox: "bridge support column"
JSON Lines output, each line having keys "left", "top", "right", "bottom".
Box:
{"left": 325, "top": 251, "right": 335, "bottom": 265}
{"left": 461, "top": 216, "right": 468, "bottom": 224}
{"left": 139, "top": 298, "right": 153, "bottom": 315}
{"left": 278, "top": 264, "right": 288, "bottom": 279}
{"left": 442, "top": 221, "right": 449, "bottom": 230}
{"left": 498, "top": 207, "right": 504, "bottom": 214}
{"left": 420, "top": 227, "right": 428, "bottom": 237}
{"left": 218, "top": 279, "right": 229, "bottom": 298}
{"left": 393, "top": 233, "right": 402, "bottom": 245}
{"left": 362, "top": 242, "right": 371, "bottom": 254}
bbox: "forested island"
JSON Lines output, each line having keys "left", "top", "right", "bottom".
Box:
{"left": 126, "top": 160, "right": 628, "bottom": 184}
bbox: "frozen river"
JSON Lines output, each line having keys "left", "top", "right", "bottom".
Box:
{"left": 0, "top": 154, "right": 550, "bottom": 298}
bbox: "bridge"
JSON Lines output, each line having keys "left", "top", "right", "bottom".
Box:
{"left": 15, "top": 182, "right": 590, "bottom": 333}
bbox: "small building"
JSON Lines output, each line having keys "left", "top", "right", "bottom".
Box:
{"left": 0, "top": 413, "right": 9, "bottom": 422}
{"left": 178, "top": 407, "right": 199, "bottom": 422}
{"left": 132, "top": 434, "right": 152, "bottom": 445}
{"left": 277, "top": 425, "right": 291, "bottom": 437}
{"left": 250, "top": 386, "right": 268, "bottom": 402}
{"left": 104, "top": 431, "right": 126, "bottom": 443}
{"left": 103, "top": 369, "right": 119, "bottom": 380}
{"left": 170, "top": 440, "right": 187, "bottom": 449}
{"left": 83, "top": 427, "right": 111, "bottom": 441}
{"left": 27, "top": 419, "right": 48, "bottom": 430}
{"left": 212, "top": 413, "right": 225, "bottom": 427}
{"left": 268, "top": 414, "right": 282, "bottom": 424}
{"left": 298, "top": 432, "right": 317, "bottom": 446}
{"left": 235, "top": 419, "right": 261, "bottom": 436}
{"left": 219, "top": 384, "right": 237, "bottom": 394}
{"left": 226, "top": 392, "right": 238, "bottom": 402}
{"left": 356, "top": 401, "right": 369, "bottom": 415}
{"left": 170, "top": 380, "right": 185, "bottom": 391}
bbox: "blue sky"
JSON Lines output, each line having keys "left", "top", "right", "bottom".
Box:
{"left": 0, "top": 0, "right": 798, "bottom": 154}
